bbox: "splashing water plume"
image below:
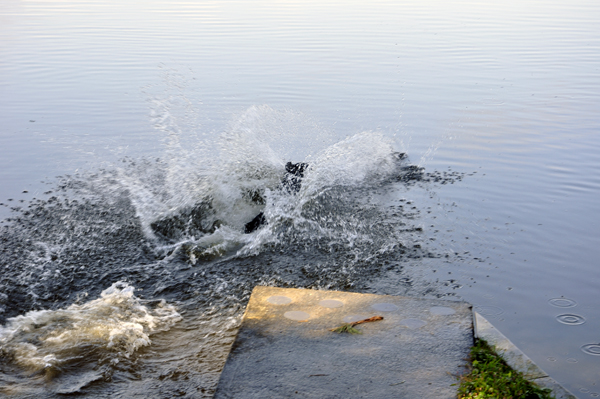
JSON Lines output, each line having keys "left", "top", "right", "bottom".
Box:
{"left": 0, "top": 282, "right": 181, "bottom": 376}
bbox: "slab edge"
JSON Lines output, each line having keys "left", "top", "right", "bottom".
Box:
{"left": 473, "top": 312, "right": 577, "bottom": 399}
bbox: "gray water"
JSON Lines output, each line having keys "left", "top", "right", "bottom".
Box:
{"left": 1, "top": 0, "right": 600, "bottom": 397}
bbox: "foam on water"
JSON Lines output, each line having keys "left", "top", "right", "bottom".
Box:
{"left": 0, "top": 282, "right": 181, "bottom": 375}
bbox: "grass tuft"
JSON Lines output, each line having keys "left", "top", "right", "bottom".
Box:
{"left": 330, "top": 316, "right": 383, "bottom": 334}
{"left": 456, "top": 339, "right": 555, "bottom": 399}
{"left": 330, "top": 324, "right": 362, "bottom": 334}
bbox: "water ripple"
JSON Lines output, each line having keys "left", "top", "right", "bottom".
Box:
{"left": 581, "top": 344, "right": 600, "bottom": 356}
{"left": 556, "top": 314, "right": 586, "bottom": 325}
{"left": 548, "top": 298, "right": 577, "bottom": 308}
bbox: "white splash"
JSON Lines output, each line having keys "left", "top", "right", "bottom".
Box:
{"left": 300, "top": 131, "right": 397, "bottom": 194}
{"left": 0, "top": 282, "right": 182, "bottom": 373}
{"left": 239, "top": 131, "right": 403, "bottom": 256}
{"left": 98, "top": 105, "right": 406, "bottom": 262}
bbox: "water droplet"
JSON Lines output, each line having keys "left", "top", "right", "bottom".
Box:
{"left": 590, "top": 392, "right": 599, "bottom": 397}
{"left": 548, "top": 298, "right": 577, "bottom": 308}
{"left": 371, "top": 303, "right": 399, "bottom": 312}
{"left": 474, "top": 305, "right": 504, "bottom": 316}
{"left": 580, "top": 388, "right": 590, "bottom": 393}
{"left": 581, "top": 344, "right": 600, "bottom": 356}
{"left": 319, "top": 299, "right": 344, "bottom": 308}
{"left": 400, "top": 318, "right": 427, "bottom": 329}
{"left": 547, "top": 357, "right": 557, "bottom": 362}
{"left": 283, "top": 311, "right": 310, "bottom": 321}
{"left": 556, "top": 314, "right": 586, "bottom": 325}
{"left": 429, "top": 306, "right": 455, "bottom": 316}
{"left": 267, "top": 296, "right": 292, "bottom": 305}
{"left": 566, "top": 358, "right": 578, "bottom": 363}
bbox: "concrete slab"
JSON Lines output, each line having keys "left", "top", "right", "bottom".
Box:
{"left": 214, "top": 286, "right": 473, "bottom": 399}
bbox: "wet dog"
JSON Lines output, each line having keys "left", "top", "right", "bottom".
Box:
{"left": 244, "top": 162, "right": 308, "bottom": 233}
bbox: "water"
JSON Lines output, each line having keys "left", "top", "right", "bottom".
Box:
{"left": 1, "top": 0, "right": 600, "bottom": 397}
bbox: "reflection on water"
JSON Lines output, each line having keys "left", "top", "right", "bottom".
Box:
{"left": 1, "top": 0, "right": 600, "bottom": 397}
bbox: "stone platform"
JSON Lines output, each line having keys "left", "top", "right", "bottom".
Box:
{"left": 214, "top": 286, "right": 473, "bottom": 399}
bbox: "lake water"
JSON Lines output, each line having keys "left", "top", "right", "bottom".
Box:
{"left": 1, "top": 0, "right": 599, "bottom": 397}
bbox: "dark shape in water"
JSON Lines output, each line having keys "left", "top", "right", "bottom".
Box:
{"left": 149, "top": 152, "right": 437, "bottom": 242}
{"left": 151, "top": 201, "right": 219, "bottom": 241}
{"left": 244, "top": 161, "right": 309, "bottom": 234}
{"left": 282, "top": 161, "right": 309, "bottom": 193}
{"left": 396, "top": 165, "right": 424, "bottom": 182}
{"left": 155, "top": 155, "right": 423, "bottom": 237}
{"left": 244, "top": 212, "right": 266, "bottom": 234}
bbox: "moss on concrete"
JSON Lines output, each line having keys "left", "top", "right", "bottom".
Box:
{"left": 457, "top": 339, "right": 555, "bottom": 399}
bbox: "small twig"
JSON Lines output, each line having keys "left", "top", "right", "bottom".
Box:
{"left": 330, "top": 316, "right": 384, "bottom": 334}
{"left": 349, "top": 315, "right": 383, "bottom": 326}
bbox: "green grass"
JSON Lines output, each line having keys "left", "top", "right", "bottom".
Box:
{"left": 330, "top": 323, "right": 362, "bottom": 334}
{"left": 456, "top": 339, "right": 555, "bottom": 399}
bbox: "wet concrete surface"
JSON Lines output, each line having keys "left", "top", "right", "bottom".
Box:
{"left": 214, "top": 286, "right": 473, "bottom": 399}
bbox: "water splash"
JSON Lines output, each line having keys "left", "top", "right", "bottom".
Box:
{"left": 102, "top": 106, "right": 413, "bottom": 265}
{"left": 0, "top": 282, "right": 181, "bottom": 376}
{"left": 0, "top": 105, "right": 464, "bottom": 397}
{"left": 240, "top": 131, "right": 407, "bottom": 258}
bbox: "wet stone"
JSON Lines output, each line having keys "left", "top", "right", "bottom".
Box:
{"left": 215, "top": 286, "right": 473, "bottom": 399}
{"left": 371, "top": 302, "right": 399, "bottom": 312}
{"left": 283, "top": 310, "right": 310, "bottom": 321}
{"left": 430, "top": 306, "right": 456, "bottom": 315}
{"left": 267, "top": 295, "right": 292, "bottom": 305}
{"left": 400, "top": 318, "right": 428, "bottom": 329}
{"left": 318, "top": 299, "right": 344, "bottom": 308}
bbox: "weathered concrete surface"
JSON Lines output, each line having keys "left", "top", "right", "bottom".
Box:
{"left": 214, "top": 286, "right": 473, "bottom": 399}
{"left": 474, "top": 312, "right": 577, "bottom": 399}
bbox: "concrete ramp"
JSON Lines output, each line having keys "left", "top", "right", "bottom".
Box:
{"left": 214, "top": 286, "right": 473, "bottom": 399}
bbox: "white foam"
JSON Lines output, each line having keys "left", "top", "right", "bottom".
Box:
{"left": 0, "top": 282, "right": 181, "bottom": 373}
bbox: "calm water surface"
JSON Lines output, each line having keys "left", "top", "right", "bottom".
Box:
{"left": 1, "top": 0, "right": 600, "bottom": 397}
